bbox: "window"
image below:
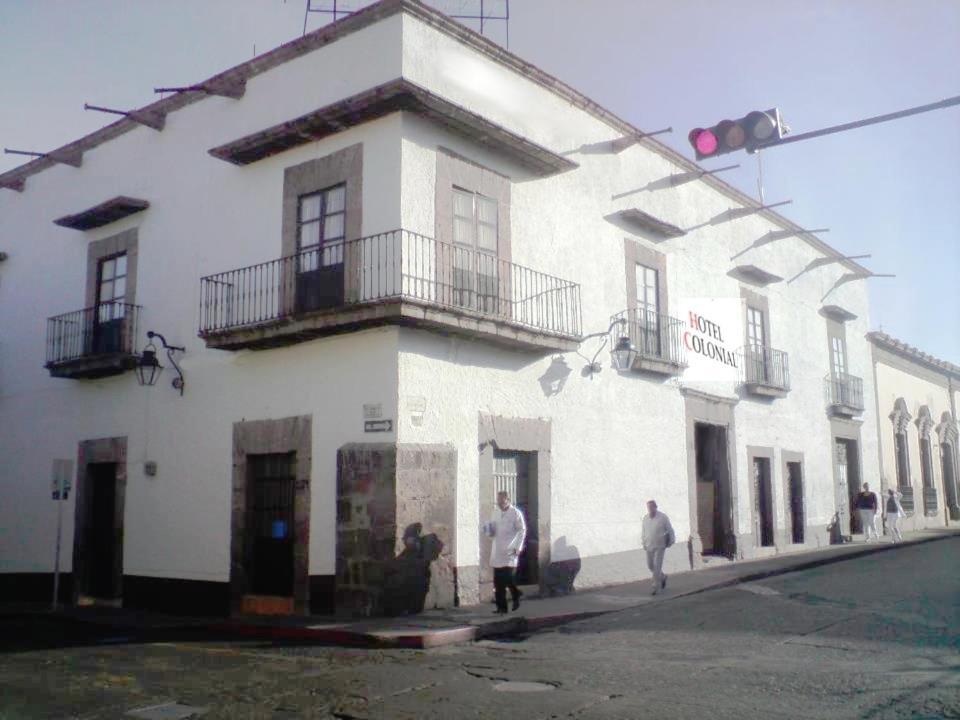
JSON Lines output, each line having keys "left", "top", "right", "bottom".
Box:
{"left": 452, "top": 188, "right": 499, "bottom": 313}
{"left": 746, "top": 306, "right": 767, "bottom": 382}
{"left": 917, "top": 407, "right": 938, "bottom": 514}
{"left": 295, "top": 184, "right": 346, "bottom": 312}
{"left": 635, "top": 263, "right": 660, "bottom": 354}
{"left": 890, "top": 398, "right": 914, "bottom": 512}
{"left": 91, "top": 253, "right": 128, "bottom": 354}
{"left": 894, "top": 431, "right": 910, "bottom": 489}
{"left": 830, "top": 335, "right": 850, "bottom": 402}
{"left": 746, "top": 307, "right": 765, "bottom": 349}
{"left": 96, "top": 253, "right": 127, "bottom": 322}
{"left": 297, "top": 184, "right": 345, "bottom": 271}
{"left": 830, "top": 335, "right": 847, "bottom": 378}
{"left": 919, "top": 436, "right": 935, "bottom": 490}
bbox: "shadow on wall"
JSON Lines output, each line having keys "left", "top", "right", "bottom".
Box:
{"left": 827, "top": 512, "right": 848, "bottom": 545}
{"left": 381, "top": 523, "right": 444, "bottom": 617}
{"left": 543, "top": 536, "right": 581, "bottom": 596}
{"left": 538, "top": 356, "right": 573, "bottom": 397}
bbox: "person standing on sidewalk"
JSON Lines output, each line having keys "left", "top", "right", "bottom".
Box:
{"left": 486, "top": 490, "right": 527, "bottom": 614}
{"left": 641, "top": 500, "right": 675, "bottom": 595}
{"left": 855, "top": 483, "right": 880, "bottom": 541}
{"left": 884, "top": 488, "right": 905, "bottom": 543}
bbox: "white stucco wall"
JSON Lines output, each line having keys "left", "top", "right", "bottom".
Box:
{"left": 0, "top": 5, "right": 883, "bottom": 598}
{"left": 0, "top": 19, "right": 408, "bottom": 580}
{"left": 394, "top": 8, "right": 880, "bottom": 583}
{"left": 872, "top": 350, "right": 957, "bottom": 530}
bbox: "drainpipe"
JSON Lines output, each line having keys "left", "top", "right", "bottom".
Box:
{"left": 948, "top": 372, "right": 960, "bottom": 523}
{"left": 869, "top": 339, "right": 888, "bottom": 503}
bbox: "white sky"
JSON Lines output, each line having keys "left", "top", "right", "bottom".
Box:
{"left": 2, "top": 0, "right": 958, "bottom": 362}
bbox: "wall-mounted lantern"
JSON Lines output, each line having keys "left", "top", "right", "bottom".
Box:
{"left": 581, "top": 319, "right": 637, "bottom": 378}
{"left": 610, "top": 334, "right": 639, "bottom": 371}
{"left": 136, "top": 331, "right": 185, "bottom": 396}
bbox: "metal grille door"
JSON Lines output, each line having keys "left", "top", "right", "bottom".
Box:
{"left": 247, "top": 453, "right": 296, "bottom": 596}
{"left": 492, "top": 450, "right": 536, "bottom": 583}
{"left": 493, "top": 451, "right": 527, "bottom": 507}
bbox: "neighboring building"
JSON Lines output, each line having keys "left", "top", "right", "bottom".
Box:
{"left": 0, "top": 0, "right": 881, "bottom": 617}
{"left": 869, "top": 332, "right": 960, "bottom": 531}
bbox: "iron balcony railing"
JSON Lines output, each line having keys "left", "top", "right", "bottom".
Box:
{"left": 825, "top": 372, "right": 864, "bottom": 411}
{"left": 899, "top": 486, "right": 915, "bottom": 513}
{"left": 738, "top": 345, "right": 790, "bottom": 391}
{"left": 922, "top": 486, "right": 938, "bottom": 515}
{"left": 199, "top": 229, "right": 582, "bottom": 339}
{"left": 45, "top": 302, "right": 141, "bottom": 366}
{"left": 610, "top": 307, "right": 686, "bottom": 367}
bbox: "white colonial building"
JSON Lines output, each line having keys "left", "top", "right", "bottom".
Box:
{"left": 0, "top": 0, "right": 884, "bottom": 617}
{"left": 869, "top": 332, "right": 960, "bottom": 531}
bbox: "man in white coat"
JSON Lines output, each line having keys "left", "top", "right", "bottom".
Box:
{"left": 641, "top": 499, "right": 675, "bottom": 595}
{"left": 487, "top": 490, "right": 527, "bottom": 614}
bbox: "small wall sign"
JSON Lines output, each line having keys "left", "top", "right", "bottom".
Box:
{"left": 51, "top": 459, "right": 73, "bottom": 500}
{"left": 364, "top": 419, "right": 393, "bottom": 433}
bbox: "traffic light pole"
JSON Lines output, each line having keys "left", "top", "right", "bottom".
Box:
{"left": 752, "top": 94, "right": 960, "bottom": 152}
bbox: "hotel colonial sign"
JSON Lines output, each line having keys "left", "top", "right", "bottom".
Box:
{"left": 677, "top": 298, "right": 745, "bottom": 384}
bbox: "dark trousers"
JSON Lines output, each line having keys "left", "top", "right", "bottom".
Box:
{"left": 493, "top": 566, "right": 520, "bottom": 611}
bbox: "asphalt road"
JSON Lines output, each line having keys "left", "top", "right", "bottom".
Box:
{"left": 1, "top": 538, "right": 957, "bottom": 720}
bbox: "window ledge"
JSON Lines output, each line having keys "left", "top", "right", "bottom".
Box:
{"left": 53, "top": 196, "right": 149, "bottom": 231}
{"left": 729, "top": 264, "right": 783, "bottom": 287}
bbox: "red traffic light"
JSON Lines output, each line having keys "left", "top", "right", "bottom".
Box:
{"left": 688, "top": 108, "right": 784, "bottom": 159}
{"left": 689, "top": 128, "right": 718, "bottom": 156}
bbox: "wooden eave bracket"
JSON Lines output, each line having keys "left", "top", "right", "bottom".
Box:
{"left": 47, "top": 150, "right": 84, "bottom": 168}
{"left": 0, "top": 178, "right": 26, "bottom": 192}
{"left": 203, "top": 77, "right": 246, "bottom": 99}
{"left": 128, "top": 110, "right": 167, "bottom": 131}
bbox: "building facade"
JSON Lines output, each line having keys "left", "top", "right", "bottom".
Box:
{"left": 0, "top": 0, "right": 882, "bottom": 616}
{"left": 869, "top": 332, "right": 960, "bottom": 531}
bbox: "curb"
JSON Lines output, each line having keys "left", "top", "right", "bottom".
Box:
{"left": 14, "top": 532, "right": 955, "bottom": 650}
{"left": 670, "top": 532, "right": 954, "bottom": 602}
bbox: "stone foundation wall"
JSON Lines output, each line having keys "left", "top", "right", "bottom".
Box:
{"left": 336, "top": 443, "right": 456, "bottom": 617}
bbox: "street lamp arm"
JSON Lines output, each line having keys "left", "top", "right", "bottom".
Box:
{"left": 146, "top": 331, "right": 185, "bottom": 396}
{"left": 577, "top": 318, "right": 631, "bottom": 378}
{"left": 580, "top": 318, "right": 627, "bottom": 344}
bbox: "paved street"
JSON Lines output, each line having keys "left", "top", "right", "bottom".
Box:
{"left": 2, "top": 538, "right": 957, "bottom": 720}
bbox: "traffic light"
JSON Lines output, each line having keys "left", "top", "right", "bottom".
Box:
{"left": 688, "top": 108, "right": 785, "bottom": 160}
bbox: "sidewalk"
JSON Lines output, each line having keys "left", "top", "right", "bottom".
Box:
{"left": 10, "top": 528, "right": 957, "bottom": 650}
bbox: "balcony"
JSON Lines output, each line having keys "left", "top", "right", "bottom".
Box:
{"left": 737, "top": 345, "right": 790, "bottom": 398}
{"left": 45, "top": 302, "right": 141, "bottom": 379}
{"left": 825, "top": 373, "right": 864, "bottom": 416}
{"left": 199, "top": 230, "right": 582, "bottom": 353}
{"left": 609, "top": 308, "right": 686, "bottom": 375}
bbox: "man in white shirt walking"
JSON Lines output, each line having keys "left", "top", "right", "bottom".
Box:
{"left": 487, "top": 490, "right": 527, "bottom": 614}
{"left": 641, "top": 500, "right": 675, "bottom": 596}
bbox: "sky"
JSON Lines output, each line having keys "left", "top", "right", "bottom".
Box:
{"left": 1, "top": 1, "right": 958, "bottom": 362}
